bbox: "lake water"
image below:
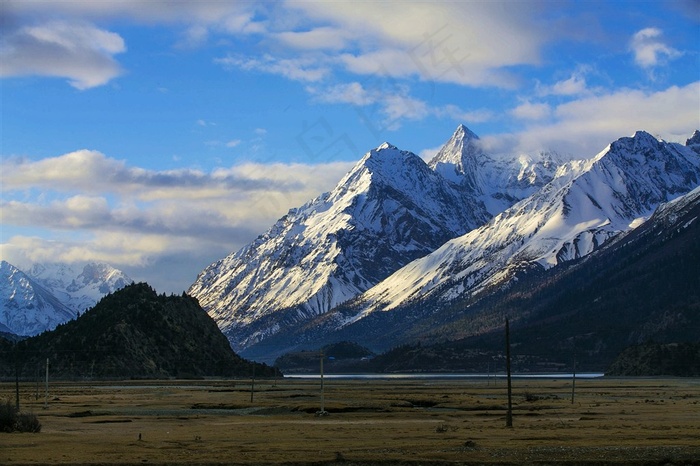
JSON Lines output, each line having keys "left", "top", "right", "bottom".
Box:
{"left": 284, "top": 373, "right": 604, "bottom": 380}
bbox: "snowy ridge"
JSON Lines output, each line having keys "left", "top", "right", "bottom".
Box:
{"left": 1, "top": 261, "right": 132, "bottom": 336}
{"left": 343, "top": 131, "right": 700, "bottom": 324}
{"left": 1, "top": 261, "right": 74, "bottom": 336}
{"left": 189, "top": 141, "right": 491, "bottom": 350}
{"left": 28, "top": 262, "right": 132, "bottom": 313}
{"left": 428, "top": 124, "right": 563, "bottom": 215}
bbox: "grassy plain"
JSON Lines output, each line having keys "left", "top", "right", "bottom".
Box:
{"left": 1, "top": 376, "right": 699, "bottom": 465}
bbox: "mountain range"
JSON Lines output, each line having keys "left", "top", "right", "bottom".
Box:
{"left": 305, "top": 183, "right": 700, "bottom": 373}
{"left": 190, "top": 126, "right": 700, "bottom": 363}
{"left": 0, "top": 261, "right": 131, "bottom": 337}
{"left": 3, "top": 125, "right": 698, "bottom": 371}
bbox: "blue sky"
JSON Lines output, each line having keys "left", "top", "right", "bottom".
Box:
{"left": 1, "top": 1, "right": 699, "bottom": 293}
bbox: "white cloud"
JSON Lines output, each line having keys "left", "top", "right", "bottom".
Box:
{"left": 308, "top": 81, "right": 493, "bottom": 130}
{"left": 1, "top": 151, "right": 355, "bottom": 291}
{"left": 0, "top": 21, "right": 126, "bottom": 89}
{"left": 630, "top": 27, "right": 681, "bottom": 69}
{"left": 226, "top": 139, "right": 242, "bottom": 148}
{"left": 274, "top": 26, "right": 352, "bottom": 51}
{"left": 5, "top": 1, "right": 264, "bottom": 31}
{"left": 549, "top": 74, "right": 588, "bottom": 96}
{"left": 1, "top": 1, "right": 565, "bottom": 92}
{"left": 1, "top": 149, "right": 348, "bottom": 200}
{"left": 309, "top": 82, "right": 374, "bottom": 106}
{"left": 215, "top": 54, "right": 330, "bottom": 82}
{"left": 510, "top": 101, "right": 552, "bottom": 121}
{"left": 306, "top": 81, "right": 426, "bottom": 130}
{"left": 437, "top": 105, "right": 494, "bottom": 124}
{"left": 1, "top": 1, "right": 264, "bottom": 88}
{"left": 418, "top": 146, "right": 441, "bottom": 162}
{"left": 536, "top": 67, "right": 594, "bottom": 97}
{"left": 283, "top": 1, "right": 549, "bottom": 87}
{"left": 177, "top": 24, "right": 209, "bottom": 49}
{"left": 485, "top": 81, "right": 700, "bottom": 157}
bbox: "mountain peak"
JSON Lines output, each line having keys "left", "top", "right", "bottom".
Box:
{"left": 453, "top": 124, "right": 480, "bottom": 141}
{"left": 686, "top": 130, "right": 700, "bottom": 153}
{"left": 427, "top": 124, "right": 486, "bottom": 188}
{"left": 189, "top": 131, "right": 492, "bottom": 353}
{"left": 357, "top": 143, "right": 420, "bottom": 175}
{"left": 633, "top": 130, "right": 659, "bottom": 144}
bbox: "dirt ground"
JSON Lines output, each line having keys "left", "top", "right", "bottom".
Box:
{"left": 1, "top": 376, "right": 699, "bottom": 465}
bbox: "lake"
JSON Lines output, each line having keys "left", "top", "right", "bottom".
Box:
{"left": 284, "top": 372, "right": 604, "bottom": 379}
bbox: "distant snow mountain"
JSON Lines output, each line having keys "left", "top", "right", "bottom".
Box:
{"left": 0, "top": 261, "right": 131, "bottom": 336}
{"left": 1, "top": 261, "right": 74, "bottom": 337}
{"left": 27, "top": 262, "right": 132, "bottom": 314}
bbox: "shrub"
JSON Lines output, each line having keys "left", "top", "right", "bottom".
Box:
{"left": 0, "top": 400, "right": 41, "bottom": 433}
{"left": 15, "top": 412, "right": 41, "bottom": 433}
{"left": 0, "top": 400, "right": 15, "bottom": 432}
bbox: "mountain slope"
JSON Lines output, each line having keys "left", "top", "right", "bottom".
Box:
{"left": 342, "top": 131, "right": 700, "bottom": 322}
{"left": 0, "top": 261, "right": 75, "bottom": 336}
{"left": 440, "top": 184, "right": 700, "bottom": 351}
{"left": 0, "top": 283, "right": 277, "bottom": 379}
{"left": 278, "top": 184, "right": 700, "bottom": 371}
{"left": 189, "top": 126, "right": 564, "bottom": 354}
{"left": 240, "top": 131, "right": 700, "bottom": 361}
{"left": 189, "top": 142, "right": 491, "bottom": 350}
{"left": 606, "top": 342, "right": 700, "bottom": 376}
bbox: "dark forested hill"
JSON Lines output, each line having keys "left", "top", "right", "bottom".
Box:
{"left": 606, "top": 342, "right": 700, "bottom": 376}
{"left": 0, "top": 283, "right": 278, "bottom": 379}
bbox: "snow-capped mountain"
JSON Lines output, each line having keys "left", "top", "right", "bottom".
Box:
{"left": 0, "top": 261, "right": 132, "bottom": 336}
{"left": 189, "top": 140, "right": 495, "bottom": 350}
{"left": 428, "top": 124, "right": 562, "bottom": 215}
{"left": 189, "top": 126, "right": 699, "bottom": 359}
{"left": 189, "top": 126, "right": 567, "bottom": 352}
{"left": 340, "top": 131, "right": 700, "bottom": 324}
{"left": 1, "top": 260, "right": 74, "bottom": 336}
{"left": 27, "top": 262, "right": 132, "bottom": 313}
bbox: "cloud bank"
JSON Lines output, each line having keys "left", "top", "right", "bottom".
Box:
{"left": 1, "top": 151, "right": 354, "bottom": 291}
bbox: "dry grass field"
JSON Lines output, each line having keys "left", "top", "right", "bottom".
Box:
{"left": 2, "top": 376, "right": 699, "bottom": 465}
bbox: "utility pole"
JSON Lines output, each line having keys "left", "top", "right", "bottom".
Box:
{"left": 316, "top": 349, "right": 328, "bottom": 416}
{"left": 505, "top": 319, "right": 513, "bottom": 428}
{"left": 250, "top": 363, "right": 256, "bottom": 403}
{"left": 14, "top": 344, "right": 20, "bottom": 410}
{"left": 44, "top": 358, "right": 49, "bottom": 409}
{"left": 571, "top": 350, "right": 577, "bottom": 405}
{"left": 320, "top": 350, "right": 325, "bottom": 413}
